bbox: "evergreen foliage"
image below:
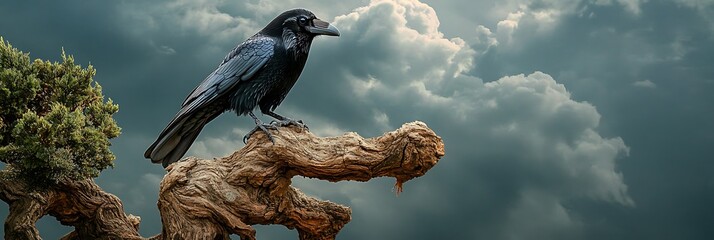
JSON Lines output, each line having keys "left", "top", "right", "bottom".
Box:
{"left": 0, "top": 37, "right": 120, "bottom": 187}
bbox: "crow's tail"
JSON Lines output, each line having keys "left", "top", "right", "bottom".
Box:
{"left": 145, "top": 108, "right": 220, "bottom": 168}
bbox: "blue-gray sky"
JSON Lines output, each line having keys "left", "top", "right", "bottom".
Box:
{"left": 1, "top": 0, "right": 713, "bottom": 239}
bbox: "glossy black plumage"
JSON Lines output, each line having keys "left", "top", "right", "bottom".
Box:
{"left": 145, "top": 9, "right": 339, "bottom": 167}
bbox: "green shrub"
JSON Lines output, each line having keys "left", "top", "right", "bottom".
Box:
{"left": 0, "top": 37, "right": 120, "bottom": 187}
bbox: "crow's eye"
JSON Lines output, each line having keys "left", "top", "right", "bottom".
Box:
{"left": 298, "top": 17, "right": 308, "bottom": 25}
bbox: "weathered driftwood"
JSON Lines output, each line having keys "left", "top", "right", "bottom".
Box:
{"left": 1, "top": 121, "right": 444, "bottom": 240}
{"left": 158, "top": 121, "right": 444, "bottom": 240}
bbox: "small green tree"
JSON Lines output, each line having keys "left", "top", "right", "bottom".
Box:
{"left": 0, "top": 37, "right": 120, "bottom": 187}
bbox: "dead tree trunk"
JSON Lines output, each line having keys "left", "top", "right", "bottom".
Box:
{"left": 1, "top": 121, "right": 444, "bottom": 240}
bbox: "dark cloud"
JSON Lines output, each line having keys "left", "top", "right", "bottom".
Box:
{"left": 187, "top": 1, "right": 631, "bottom": 239}
{"left": 1, "top": 0, "right": 712, "bottom": 239}
{"left": 469, "top": 0, "right": 714, "bottom": 239}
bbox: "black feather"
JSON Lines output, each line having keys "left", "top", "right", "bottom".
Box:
{"left": 146, "top": 9, "right": 332, "bottom": 167}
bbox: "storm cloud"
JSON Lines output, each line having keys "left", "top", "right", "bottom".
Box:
{"left": 1, "top": 0, "right": 712, "bottom": 239}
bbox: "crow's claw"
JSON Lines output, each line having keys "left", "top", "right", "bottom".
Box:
{"left": 271, "top": 118, "right": 309, "bottom": 130}
{"left": 243, "top": 123, "right": 278, "bottom": 144}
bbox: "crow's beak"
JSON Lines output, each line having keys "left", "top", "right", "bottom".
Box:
{"left": 307, "top": 19, "right": 340, "bottom": 36}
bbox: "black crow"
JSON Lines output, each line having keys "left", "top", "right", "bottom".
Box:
{"left": 145, "top": 9, "right": 339, "bottom": 167}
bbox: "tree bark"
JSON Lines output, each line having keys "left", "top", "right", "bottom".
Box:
{"left": 0, "top": 178, "right": 142, "bottom": 240}
{"left": 1, "top": 121, "right": 444, "bottom": 240}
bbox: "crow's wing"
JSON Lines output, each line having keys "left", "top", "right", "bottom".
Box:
{"left": 145, "top": 37, "right": 274, "bottom": 160}
{"left": 180, "top": 36, "right": 275, "bottom": 116}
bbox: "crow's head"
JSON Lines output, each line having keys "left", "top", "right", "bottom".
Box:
{"left": 262, "top": 9, "right": 339, "bottom": 54}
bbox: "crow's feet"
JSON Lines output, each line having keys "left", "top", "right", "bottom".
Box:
{"left": 270, "top": 118, "right": 309, "bottom": 130}
{"left": 243, "top": 123, "right": 279, "bottom": 144}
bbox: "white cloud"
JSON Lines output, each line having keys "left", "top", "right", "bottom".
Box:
{"left": 460, "top": 0, "right": 652, "bottom": 51}
{"left": 329, "top": 0, "right": 478, "bottom": 99}
{"left": 633, "top": 79, "right": 657, "bottom": 88}
{"left": 152, "top": 0, "right": 261, "bottom": 41}
{"left": 674, "top": 0, "right": 714, "bottom": 10}
{"left": 474, "top": 25, "right": 499, "bottom": 49}
{"left": 119, "top": 173, "right": 164, "bottom": 209}
{"left": 472, "top": 73, "right": 632, "bottom": 205}
{"left": 188, "top": 128, "right": 248, "bottom": 159}
{"left": 293, "top": 0, "right": 633, "bottom": 238}
{"left": 496, "top": 11, "right": 525, "bottom": 44}
{"left": 472, "top": 2, "right": 569, "bottom": 48}
{"left": 504, "top": 190, "right": 581, "bottom": 239}
{"left": 594, "top": 0, "right": 645, "bottom": 15}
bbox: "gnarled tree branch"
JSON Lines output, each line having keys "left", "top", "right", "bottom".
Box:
{"left": 159, "top": 121, "right": 444, "bottom": 240}
{"left": 1, "top": 121, "right": 444, "bottom": 240}
{"left": 0, "top": 178, "right": 142, "bottom": 240}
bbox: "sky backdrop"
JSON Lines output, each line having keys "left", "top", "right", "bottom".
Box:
{"left": 1, "top": 0, "right": 713, "bottom": 239}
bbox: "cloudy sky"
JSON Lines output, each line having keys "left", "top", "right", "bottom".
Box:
{"left": 1, "top": 0, "right": 713, "bottom": 239}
